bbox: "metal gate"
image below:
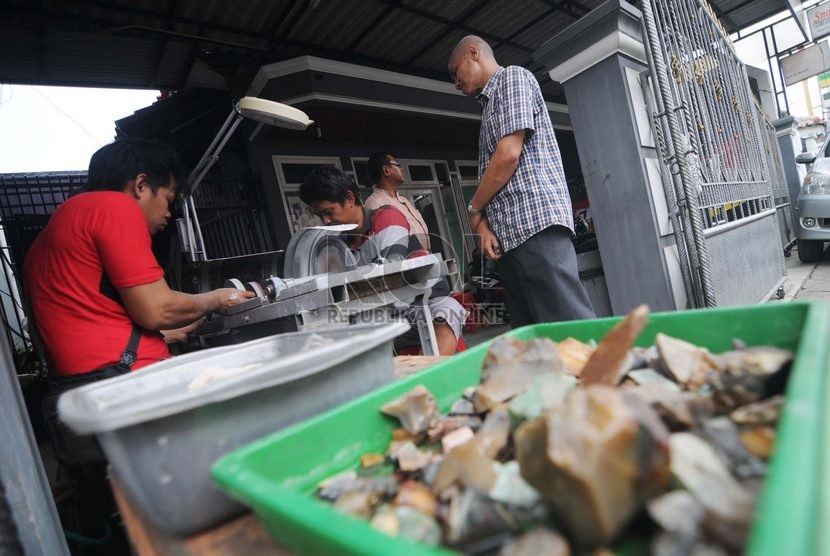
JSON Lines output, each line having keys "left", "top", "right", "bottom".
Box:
{"left": 0, "top": 172, "right": 79, "bottom": 363}
{"left": 191, "top": 170, "right": 275, "bottom": 260}
{"left": 641, "top": 0, "right": 786, "bottom": 307}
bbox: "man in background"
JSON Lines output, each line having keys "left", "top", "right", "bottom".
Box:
{"left": 364, "top": 152, "right": 431, "bottom": 252}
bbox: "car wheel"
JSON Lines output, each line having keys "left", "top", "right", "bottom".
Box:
{"left": 797, "top": 239, "right": 825, "bottom": 263}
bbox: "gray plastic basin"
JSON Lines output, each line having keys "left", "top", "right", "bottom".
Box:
{"left": 58, "top": 322, "right": 407, "bottom": 536}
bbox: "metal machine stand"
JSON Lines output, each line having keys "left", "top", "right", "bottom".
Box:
{"left": 411, "top": 293, "right": 438, "bottom": 356}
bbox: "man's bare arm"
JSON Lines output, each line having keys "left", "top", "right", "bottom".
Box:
{"left": 118, "top": 279, "right": 254, "bottom": 330}
{"left": 469, "top": 129, "right": 525, "bottom": 212}
{"left": 161, "top": 317, "right": 205, "bottom": 344}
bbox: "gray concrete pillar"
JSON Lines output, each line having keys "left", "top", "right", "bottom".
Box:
{"left": 535, "top": 0, "right": 685, "bottom": 314}
{"left": 774, "top": 115, "right": 804, "bottom": 228}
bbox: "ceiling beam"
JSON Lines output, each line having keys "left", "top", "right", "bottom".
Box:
{"left": 25, "top": 0, "right": 269, "bottom": 41}
{"left": 271, "top": 37, "right": 450, "bottom": 82}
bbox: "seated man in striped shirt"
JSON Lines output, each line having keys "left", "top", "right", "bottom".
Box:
{"left": 299, "top": 165, "right": 467, "bottom": 355}
{"left": 364, "top": 152, "right": 431, "bottom": 253}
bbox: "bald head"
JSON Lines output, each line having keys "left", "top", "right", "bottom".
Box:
{"left": 448, "top": 35, "right": 500, "bottom": 97}
{"left": 451, "top": 35, "right": 495, "bottom": 62}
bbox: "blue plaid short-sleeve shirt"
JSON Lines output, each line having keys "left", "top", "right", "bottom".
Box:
{"left": 477, "top": 66, "right": 574, "bottom": 252}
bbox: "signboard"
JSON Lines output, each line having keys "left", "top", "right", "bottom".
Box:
{"left": 807, "top": 3, "right": 830, "bottom": 41}
{"left": 780, "top": 41, "right": 830, "bottom": 86}
{"left": 820, "top": 71, "right": 830, "bottom": 88}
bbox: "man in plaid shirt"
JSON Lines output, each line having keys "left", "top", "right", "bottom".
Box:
{"left": 448, "top": 35, "right": 595, "bottom": 327}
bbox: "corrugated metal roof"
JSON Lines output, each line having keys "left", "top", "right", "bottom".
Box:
{"left": 32, "top": 33, "right": 163, "bottom": 88}
{"left": 726, "top": 0, "right": 790, "bottom": 30}
{"left": 465, "top": 0, "right": 555, "bottom": 40}
{"left": 514, "top": 10, "right": 584, "bottom": 48}
{"left": 414, "top": 30, "right": 469, "bottom": 71}
{"left": 0, "top": 0, "right": 795, "bottom": 102}
{"left": 154, "top": 41, "right": 199, "bottom": 86}
{"left": 353, "top": 14, "right": 447, "bottom": 63}
{"left": 492, "top": 44, "right": 532, "bottom": 69}
{"left": 287, "top": 0, "right": 384, "bottom": 48}
{"left": 404, "top": 0, "right": 483, "bottom": 21}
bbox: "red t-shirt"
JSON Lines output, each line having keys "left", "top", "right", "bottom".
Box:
{"left": 24, "top": 191, "right": 171, "bottom": 375}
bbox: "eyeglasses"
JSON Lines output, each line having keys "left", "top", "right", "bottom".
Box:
{"left": 384, "top": 162, "right": 402, "bottom": 168}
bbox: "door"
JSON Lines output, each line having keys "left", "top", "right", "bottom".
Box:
{"left": 272, "top": 156, "right": 341, "bottom": 235}
{"left": 398, "top": 186, "right": 460, "bottom": 290}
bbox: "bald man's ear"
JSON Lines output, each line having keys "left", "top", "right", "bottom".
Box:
{"left": 468, "top": 45, "right": 478, "bottom": 61}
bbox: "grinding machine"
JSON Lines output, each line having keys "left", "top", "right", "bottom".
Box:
{"left": 193, "top": 227, "right": 454, "bottom": 355}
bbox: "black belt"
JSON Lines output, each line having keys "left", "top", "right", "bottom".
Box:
{"left": 48, "top": 324, "right": 141, "bottom": 390}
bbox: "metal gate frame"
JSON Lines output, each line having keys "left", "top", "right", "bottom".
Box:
{"left": 641, "top": 0, "right": 787, "bottom": 308}
{"left": 191, "top": 169, "right": 275, "bottom": 260}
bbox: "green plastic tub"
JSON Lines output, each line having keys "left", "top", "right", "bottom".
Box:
{"left": 213, "top": 301, "right": 830, "bottom": 556}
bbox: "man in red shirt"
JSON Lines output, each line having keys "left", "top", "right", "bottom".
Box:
{"left": 24, "top": 139, "right": 253, "bottom": 379}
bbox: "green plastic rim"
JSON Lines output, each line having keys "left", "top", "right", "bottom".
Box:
{"left": 213, "top": 301, "right": 829, "bottom": 556}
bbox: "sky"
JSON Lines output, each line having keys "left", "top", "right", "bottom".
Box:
{"left": 0, "top": 84, "right": 159, "bottom": 173}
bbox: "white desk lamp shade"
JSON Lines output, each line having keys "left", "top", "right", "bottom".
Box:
{"left": 181, "top": 97, "right": 312, "bottom": 262}
{"left": 235, "top": 97, "right": 313, "bottom": 130}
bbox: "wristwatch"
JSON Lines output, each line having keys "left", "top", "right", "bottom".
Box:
{"left": 467, "top": 201, "right": 482, "bottom": 214}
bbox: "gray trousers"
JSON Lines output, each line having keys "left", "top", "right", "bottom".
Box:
{"left": 497, "top": 225, "right": 595, "bottom": 328}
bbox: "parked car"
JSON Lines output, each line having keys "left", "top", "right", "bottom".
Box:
{"left": 794, "top": 140, "right": 830, "bottom": 263}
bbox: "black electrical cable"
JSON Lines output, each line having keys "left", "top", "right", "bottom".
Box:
{"left": 58, "top": 501, "right": 112, "bottom": 547}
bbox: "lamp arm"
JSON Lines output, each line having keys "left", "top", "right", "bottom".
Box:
{"left": 177, "top": 97, "right": 312, "bottom": 265}
{"left": 188, "top": 196, "right": 207, "bottom": 261}
{"left": 187, "top": 110, "right": 243, "bottom": 197}
{"left": 181, "top": 198, "right": 196, "bottom": 262}
{"left": 181, "top": 106, "right": 247, "bottom": 262}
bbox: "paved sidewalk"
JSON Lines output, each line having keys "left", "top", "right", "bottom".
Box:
{"left": 779, "top": 245, "right": 830, "bottom": 302}
{"left": 466, "top": 242, "right": 829, "bottom": 349}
